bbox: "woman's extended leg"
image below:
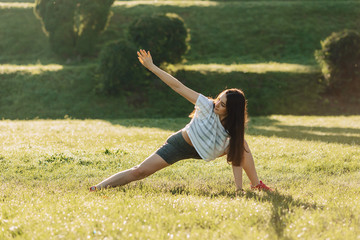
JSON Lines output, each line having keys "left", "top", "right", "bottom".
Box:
{"left": 93, "top": 153, "right": 169, "bottom": 190}
{"left": 242, "top": 140, "right": 260, "bottom": 186}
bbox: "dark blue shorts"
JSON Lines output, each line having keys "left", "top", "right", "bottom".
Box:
{"left": 156, "top": 130, "right": 201, "bottom": 164}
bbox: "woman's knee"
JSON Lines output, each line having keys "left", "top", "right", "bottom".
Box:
{"left": 130, "top": 165, "right": 149, "bottom": 180}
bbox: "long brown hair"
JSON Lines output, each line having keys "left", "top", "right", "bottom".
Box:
{"left": 220, "top": 89, "right": 248, "bottom": 166}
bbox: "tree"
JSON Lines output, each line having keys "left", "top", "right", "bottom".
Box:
{"left": 97, "top": 40, "right": 147, "bottom": 95}
{"left": 128, "top": 13, "right": 190, "bottom": 65}
{"left": 315, "top": 29, "right": 360, "bottom": 94}
{"left": 34, "top": 0, "right": 115, "bottom": 59}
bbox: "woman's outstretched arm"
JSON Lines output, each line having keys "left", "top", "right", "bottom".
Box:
{"left": 137, "top": 49, "right": 199, "bottom": 104}
{"left": 232, "top": 165, "right": 243, "bottom": 191}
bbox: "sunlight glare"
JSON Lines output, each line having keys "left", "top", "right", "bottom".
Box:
{"left": 0, "top": 3, "right": 34, "bottom": 9}
{"left": 113, "top": 0, "right": 218, "bottom": 8}
{"left": 0, "top": 64, "right": 64, "bottom": 74}
{"left": 170, "top": 63, "right": 319, "bottom": 74}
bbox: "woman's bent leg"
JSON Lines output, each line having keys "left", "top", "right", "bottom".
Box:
{"left": 95, "top": 153, "right": 169, "bottom": 190}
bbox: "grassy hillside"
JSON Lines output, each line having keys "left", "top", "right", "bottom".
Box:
{"left": 0, "top": 1, "right": 359, "bottom": 118}
{"left": 1, "top": 1, "right": 360, "bottom": 64}
{"left": 1, "top": 116, "right": 359, "bottom": 239}
{"left": 111, "top": 1, "right": 360, "bottom": 65}
{"left": 0, "top": 65, "right": 325, "bottom": 118}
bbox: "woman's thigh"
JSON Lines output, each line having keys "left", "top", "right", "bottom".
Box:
{"left": 135, "top": 153, "right": 170, "bottom": 176}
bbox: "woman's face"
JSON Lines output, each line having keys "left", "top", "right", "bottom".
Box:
{"left": 214, "top": 93, "right": 227, "bottom": 117}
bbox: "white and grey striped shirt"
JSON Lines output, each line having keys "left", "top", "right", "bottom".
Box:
{"left": 184, "top": 94, "right": 230, "bottom": 161}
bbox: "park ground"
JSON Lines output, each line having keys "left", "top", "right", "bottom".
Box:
{"left": 1, "top": 116, "right": 359, "bottom": 239}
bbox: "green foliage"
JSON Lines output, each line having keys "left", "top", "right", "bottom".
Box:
{"left": 34, "top": 0, "right": 76, "bottom": 58}
{"left": 96, "top": 13, "right": 189, "bottom": 97}
{"left": 74, "top": 0, "right": 115, "bottom": 56}
{"left": 2, "top": 2, "right": 360, "bottom": 64}
{"left": 128, "top": 13, "right": 189, "bottom": 65}
{"left": 111, "top": 1, "right": 360, "bottom": 65}
{"left": 315, "top": 30, "right": 360, "bottom": 94}
{"left": 1, "top": 2, "right": 360, "bottom": 116}
{"left": 97, "top": 40, "right": 147, "bottom": 96}
{"left": 34, "top": 0, "right": 114, "bottom": 59}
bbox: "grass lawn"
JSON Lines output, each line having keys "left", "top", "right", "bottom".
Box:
{"left": 1, "top": 116, "right": 359, "bottom": 239}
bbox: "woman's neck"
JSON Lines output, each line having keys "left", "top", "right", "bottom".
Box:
{"left": 218, "top": 114, "right": 227, "bottom": 127}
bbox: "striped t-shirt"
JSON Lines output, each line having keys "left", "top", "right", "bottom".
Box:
{"left": 184, "top": 94, "right": 230, "bottom": 161}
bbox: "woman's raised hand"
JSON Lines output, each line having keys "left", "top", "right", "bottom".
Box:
{"left": 137, "top": 49, "right": 155, "bottom": 70}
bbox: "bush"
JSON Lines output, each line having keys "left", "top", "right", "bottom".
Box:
{"left": 315, "top": 30, "right": 360, "bottom": 94}
{"left": 97, "top": 40, "right": 147, "bottom": 96}
{"left": 128, "top": 13, "right": 189, "bottom": 65}
{"left": 34, "top": 0, "right": 114, "bottom": 59}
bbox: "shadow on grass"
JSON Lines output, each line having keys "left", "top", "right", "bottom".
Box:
{"left": 124, "top": 182, "right": 320, "bottom": 239}
{"left": 107, "top": 118, "right": 189, "bottom": 132}
{"left": 243, "top": 190, "right": 320, "bottom": 239}
{"left": 248, "top": 117, "right": 360, "bottom": 145}
{"left": 168, "top": 186, "right": 321, "bottom": 239}
{"left": 109, "top": 116, "right": 360, "bottom": 145}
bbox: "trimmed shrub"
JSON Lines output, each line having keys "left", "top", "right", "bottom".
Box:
{"left": 97, "top": 40, "right": 147, "bottom": 96}
{"left": 34, "top": 0, "right": 76, "bottom": 58}
{"left": 128, "top": 13, "right": 189, "bottom": 65}
{"left": 315, "top": 30, "right": 360, "bottom": 94}
{"left": 34, "top": 0, "right": 114, "bottom": 59}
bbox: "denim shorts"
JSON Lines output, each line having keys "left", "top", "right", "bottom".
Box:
{"left": 156, "top": 130, "right": 201, "bottom": 164}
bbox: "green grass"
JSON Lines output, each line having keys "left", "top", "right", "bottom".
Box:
{"left": 0, "top": 116, "right": 359, "bottom": 239}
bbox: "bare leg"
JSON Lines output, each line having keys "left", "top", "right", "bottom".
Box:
{"left": 242, "top": 140, "right": 260, "bottom": 186}
{"left": 94, "top": 153, "right": 169, "bottom": 190}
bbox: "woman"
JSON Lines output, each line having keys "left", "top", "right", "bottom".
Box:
{"left": 89, "top": 49, "right": 272, "bottom": 193}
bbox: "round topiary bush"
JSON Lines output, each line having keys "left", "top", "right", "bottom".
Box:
{"left": 97, "top": 40, "right": 146, "bottom": 95}
{"left": 34, "top": 0, "right": 114, "bottom": 59}
{"left": 128, "top": 13, "right": 190, "bottom": 65}
{"left": 315, "top": 29, "right": 360, "bottom": 94}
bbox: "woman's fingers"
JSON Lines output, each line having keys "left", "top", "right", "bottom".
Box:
{"left": 137, "top": 50, "right": 145, "bottom": 58}
{"left": 137, "top": 49, "right": 153, "bottom": 68}
{"left": 140, "top": 49, "right": 146, "bottom": 56}
{"left": 138, "top": 49, "right": 151, "bottom": 58}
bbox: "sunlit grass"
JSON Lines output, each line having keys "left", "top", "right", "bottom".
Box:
{"left": 0, "top": 116, "right": 359, "bottom": 239}
{"left": 0, "top": 64, "right": 64, "bottom": 74}
{"left": 169, "top": 63, "right": 319, "bottom": 74}
{"left": 0, "top": 2, "right": 32, "bottom": 9}
{"left": 0, "top": 62, "right": 318, "bottom": 75}
{"left": 114, "top": 0, "right": 218, "bottom": 7}
{"left": 0, "top": 1, "right": 219, "bottom": 9}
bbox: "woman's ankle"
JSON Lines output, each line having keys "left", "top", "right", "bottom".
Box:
{"left": 250, "top": 181, "right": 260, "bottom": 187}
